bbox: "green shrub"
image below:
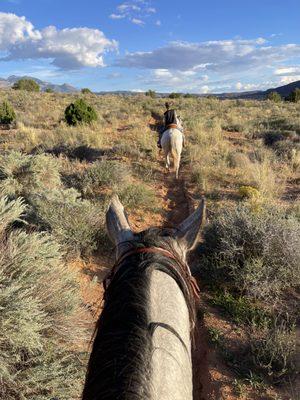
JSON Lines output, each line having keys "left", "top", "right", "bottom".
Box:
{"left": 238, "top": 185, "right": 260, "bottom": 199}
{"left": 286, "top": 87, "right": 300, "bottom": 103}
{"left": 169, "top": 92, "right": 181, "bottom": 99}
{"left": 13, "top": 78, "right": 40, "bottom": 92}
{"left": 33, "top": 189, "right": 105, "bottom": 256}
{"left": 65, "top": 99, "right": 98, "bottom": 126}
{"left": 81, "top": 88, "right": 92, "bottom": 94}
{"left": 0, "top": 196, "right": 87, "bottom": 399}
{"left": 207, "top": 327, "right": 223, "bottom": 346}
{"left": 273, "top": 139, "right": 300, "bottom": 161}
{"left": 0, "top": 101, "right": 16, "bottom": 125}
{"left": 119, "top": 183, "right": 157, "bottom": 210}
{"left": 81, "top": 160, "right": 130, "bottom": 196}
{"left": 0, "top": 152, "right": 61, "bottom": 198}
{"left": 184, "top": 93, "right": 195, "bottom": 98}
{"left": 211, "top": 291, "right": 270, "bottom": 326}
{"left": 145, "top": 90, "right": 156, "bottom": 98}
{"left": 0, "top": 152, "right": 105, "bottom": 255}
{"left": 250, "top": 319, "right": 296, "bottom": 381}
{"left": 199, "top": 205, "right": 300, "bottom": 302}
{"left": 112, "top": 143, "right": 141, "bottom": 160}
{"left": 45, "top": 87, "right": 54, "bottom": 93}
{"left": 267, "top": 91, "right": 281, "bottom": 102}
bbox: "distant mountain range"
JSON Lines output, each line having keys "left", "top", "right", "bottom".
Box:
{"left": 0, "top": 75, "right": 78, "bottom": 93}
{"left": 217, "top": 80, "right": 300, "bottom": 100}
{"left": 0, "top": 75, "right": 299, "bottom": 99}
{"left": 95, "top": 81, "right": 300, "bottom": 99}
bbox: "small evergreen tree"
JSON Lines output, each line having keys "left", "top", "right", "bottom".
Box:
{"left": 145, "top": 90, "right": 156, "bottom": 98}
{"left": 0, "top": 101, "right": 16, "bottom": 125}
{"left": 267, "top": 91, "right": 281, "bottom": 102}
{"left": 184, "top": 93, "right": 194, "bottom": 98}
{"left": 81, "top": 88, "right": 92, "bottom": 94}
{"left": 65, "top": 99, "right": 98, "bottom": 126}
{"left": 286, "top": 88, "right": 300, "bottom": 103}
{"left": 12, "top": 79, "right": 40, "bottom": 92}
{"left": 169, "top": 92, "right": 181, "bottom": 99}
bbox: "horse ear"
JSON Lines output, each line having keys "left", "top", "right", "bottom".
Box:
{"left": 106, "top": 195, "right": 134, "bottom": 246}
{"left": 175, "top": 198, "right": 206, "bottom": 251}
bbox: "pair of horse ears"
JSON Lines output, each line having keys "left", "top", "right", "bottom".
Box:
{"left": 106, "top": 195, "right": 206, "bottom": 252}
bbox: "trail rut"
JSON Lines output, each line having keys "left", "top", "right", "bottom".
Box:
{"left": 154, "top": 149, "right": 213, "bottom": 400}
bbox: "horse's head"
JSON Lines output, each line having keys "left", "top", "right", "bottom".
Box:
{"left": 176, "top": 115, "right": 183, "bottom": 130}
{"left": 106, "top": 195, "right": 206, "bottom": 262}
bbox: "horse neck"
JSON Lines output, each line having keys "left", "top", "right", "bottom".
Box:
{"left": 82, "top": 257, "right": 192, "bottom": 400}
{"left": 149, "top": 269, "right": 193, "bottom": 400}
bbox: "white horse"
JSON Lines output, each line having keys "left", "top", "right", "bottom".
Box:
{"left": 161, "top": 116, "right": 185, "bottom": 179}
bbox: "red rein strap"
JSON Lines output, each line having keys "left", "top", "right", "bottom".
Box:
{"left": 103, "top": 247, "right": 200, "bottom": 300}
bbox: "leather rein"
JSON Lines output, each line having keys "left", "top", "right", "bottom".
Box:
{"left": 103, "top": 246, "right": 200, "bottom": 301}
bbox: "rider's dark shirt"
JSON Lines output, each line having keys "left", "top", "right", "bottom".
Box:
{"left": 164, "top": 109, "right": 177, "bottom": 127}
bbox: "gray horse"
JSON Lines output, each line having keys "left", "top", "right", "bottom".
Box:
{"left": 82, "top": 195, "right": 206, "bottom": 400}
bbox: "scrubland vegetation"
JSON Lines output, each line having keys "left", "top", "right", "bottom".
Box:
{"left": 0, "top": 88, "right": 299, "bottom": 399}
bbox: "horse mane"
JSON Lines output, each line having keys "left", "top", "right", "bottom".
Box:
{"left": 82, "top": 228, "right": 196, "bottom": 400}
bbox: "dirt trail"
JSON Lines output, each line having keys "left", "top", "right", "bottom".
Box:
{"left": 153, "top": 148, "right": 214, "bottom": 400}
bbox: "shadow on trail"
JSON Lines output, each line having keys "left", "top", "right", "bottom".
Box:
{"left": 163, "top": 174, "right": 190, "bottom": 227}
{"left": 31, "top": 144, "right": 119, "bottom": 163}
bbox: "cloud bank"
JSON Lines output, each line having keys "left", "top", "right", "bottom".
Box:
{"left": 0, "top": 12, "right": 117, "bottom": 70}
{"left": 116, "top": 38, "right": 300, "bottom": 73}
{"left": 115, "top": 37, "right": 300, "bottom": 93}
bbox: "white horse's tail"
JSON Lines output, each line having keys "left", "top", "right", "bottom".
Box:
{"left": 170, "top": 132, "right": 182, "bottom": 179}
{"left": 171, "top": 148, "right": 181, "bottom": 179}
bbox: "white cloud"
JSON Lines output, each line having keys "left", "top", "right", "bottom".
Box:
{"left": 235, "top": 82, "right": 262, "bottom": 91}
{"left": 155, "top": 20, "right": 161, "bottom": 26}
{"left": 200, "top": 85, "right": 210, "bottom": 94}
{"left": 110, "top": 1, "right": 157, "bottom": 26}
{"left": 131, "top": 18, "right": 145, "bottom": 26}
{"left": 0, "top": 13, "right": 117, "bottom": 70}
{"left": 144, "top": 68, "right": 210, "bottom": 91}
{"left": 273, "top": 66, "right": 300, "bottom": 84}
{"left": 0, "top": 12, "right": 40, "bottom": 50}
{"left": 109, "top": 13, "right": 126, "bottom": 19}
{"left": 279, "top": 75, "right": 300, "bottom": 84}
{"left": 115, "top": 38, "right": 300, "bottom": 74}
{"left": 274, "top": 66, "right": 300, "bottom": 75}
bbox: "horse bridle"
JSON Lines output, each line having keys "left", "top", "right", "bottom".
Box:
{"left": 103, "top": 246, "right": 200, "bottom": 300}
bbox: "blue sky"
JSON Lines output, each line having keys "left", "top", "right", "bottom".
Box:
{"left": 0, "top": 0, "right": 300, "bottom": 93}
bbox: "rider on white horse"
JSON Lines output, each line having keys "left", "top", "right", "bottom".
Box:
{"left": 157, "top": 102, "right": 185, "bottom": 148}
{"left": 158, "top": 102, "right": 186, "bottom": 179}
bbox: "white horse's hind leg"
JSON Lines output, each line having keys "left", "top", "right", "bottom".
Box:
{"left": 174, "top": 154, "right": 181, "bottom": 179}
{"left": 165, "top": 153, "right": 171, "bottom": 170}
